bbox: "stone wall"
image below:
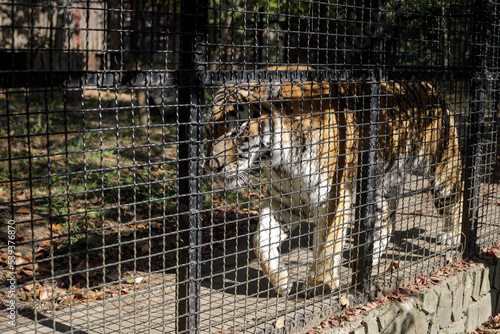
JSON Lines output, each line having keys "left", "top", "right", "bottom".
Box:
{"left": 321, "top": 260, "right": 500, "bottom": 334}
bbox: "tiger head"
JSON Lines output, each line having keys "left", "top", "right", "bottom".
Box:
{"left": 204, "top": 84, "right": 275, "bottom": 188}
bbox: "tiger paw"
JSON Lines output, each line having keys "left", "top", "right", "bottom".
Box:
{"left": 269, "top": 270, "right": 292, "bottom": 296}
{"left": 301, "top": 276, "right": 339, "bottom": 298}
{"left": 302, "top": 284, "right": 331, "bottom": 298}
{"left": 276, "top": 281, "right": 295, "bottom": 296}
{"left": 437, "top": 231, "right": 460, "bottom": 246}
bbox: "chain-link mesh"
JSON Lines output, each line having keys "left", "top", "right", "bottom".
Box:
{"left": 0, "top": 1, "right": 499, "bottom": 333}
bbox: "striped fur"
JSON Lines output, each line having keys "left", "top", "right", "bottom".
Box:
{"left": 204, "top": 66, "right": 462, "bottom": 296}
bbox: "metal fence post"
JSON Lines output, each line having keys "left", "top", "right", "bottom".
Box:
{"left": 177, "top": 1, "right": 207, "bottom": 332}
{"left": 461, "top": 0, "right": 490, "bottom": 254}
{"left": 352, "top": 0, "right": 384, "bottom": 296}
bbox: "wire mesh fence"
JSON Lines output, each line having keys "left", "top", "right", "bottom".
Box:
{"left": 0, "top": 0, "right": 499, "bottom": 333}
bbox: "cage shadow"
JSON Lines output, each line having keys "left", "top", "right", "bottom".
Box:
{"left": 200, "top": 221, "right": 314, "bottom": 297}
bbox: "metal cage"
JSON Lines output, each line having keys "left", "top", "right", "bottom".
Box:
{"left": 1, "top": 0, "right": 499, "bottom": 333}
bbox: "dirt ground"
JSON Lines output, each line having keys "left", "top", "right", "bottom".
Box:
{"left": 1, "top": 172, "right": 499, "bottom": 334}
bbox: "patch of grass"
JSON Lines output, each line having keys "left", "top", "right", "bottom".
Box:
{"left": 1, "top": 90, "right": 259, "bottom": 266}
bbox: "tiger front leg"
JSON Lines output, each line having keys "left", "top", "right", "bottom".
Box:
{"left": 253, "top": 204, "right": 292, "bottom": 296}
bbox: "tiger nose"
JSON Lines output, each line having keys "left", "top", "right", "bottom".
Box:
{"left": 205, "top": 159, "right": 223, "bottom": 174}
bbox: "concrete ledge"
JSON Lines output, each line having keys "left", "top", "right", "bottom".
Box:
{"left": 320, "top": 259, "right": 500, "bottom": 334}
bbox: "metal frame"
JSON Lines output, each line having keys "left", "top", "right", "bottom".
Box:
{"left": 0, "top": 1, "right": 498, "bottom": 333}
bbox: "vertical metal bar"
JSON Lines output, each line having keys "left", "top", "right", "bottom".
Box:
{"left": 352, "top": 0, "right": 383, "bottom": 296}
{"left": 461, "top": 0, "right": 490, "bottom": 254}
{"left": 353, "top": 75, "right": 380, "bottom": 295}
{"left": 177, "top": 0, "right": 207, "bottom": 332}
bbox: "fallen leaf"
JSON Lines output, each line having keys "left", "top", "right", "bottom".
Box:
{"left": 430, "top": 276, "right": 441, "bottom": 284}
{"left": 38, "top": 287, "right": 52, "bottom": 301}
{"left": 19, "top": 291, "right": 29, "bottom": 301}
{"left": 88, "top": 290, "right": 103, "bottom": 300}
{"left": 345, "top": 315, "right": 356, "bottom": 322}
{"left": 274, "top": 318, "right": 285, "bottom": 329}
{"left": 58, "top": 294, "right": 73, "bottom": 303}
{"left": 20, "top": 269, "right": 34, "bottom": 276}
{"left": 137, "top": 222, "right": 149, "bottom": 230}
{"left": 339, "top": 295, "right": 349, "bottom": 308}
{"left": 140, "top": 244, "right": 149, "bottom": 255}
{"left": 15, "top": 207, "right": 31, "bottom": 214}
{"left": 386, "top": 261, "right": 399, "bottom": 272}
{"left": 50, "top": 224, "right": 63, "bottom": 233}
{"left": 15, "top": 255, "right": 31, "bottom": 266}
{"left": 14, "top": 192, "right": 27, "bottom": 201}
{"left": 106, "top": 270, "right": 119, "bottom": 281}
{"left": 329, "top": 318, "right": 340, "bottom": 327}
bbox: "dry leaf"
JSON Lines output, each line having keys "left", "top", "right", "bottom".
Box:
{"left": 136, "top": 223, "right": 148, "bottom": 230}
{"left": 274, "top": 318, "right": 285, "bottom": 329}
{"left": 345, "top": 315, "right": 356, "bottom": 322}
{"left": 36, "top": 261, "right": 52, "bottom": 273}
{"left": 106, "top": 270, "right": 119, "bottom": 281}
{"left": 140, "top": 244, "right": 150, "bottom": 255}
{"left": 386, "top": 262, "right": 399, "bottom": 272}
{"left": 88, "top": 290, "right": 103, "bottom": 300}
{"left": 330, "top": 318, "right": 340, "bottom": 327}
{"left": 50, "top": 224, "right": 63, "bottom": 233}
{"left": 58, "top": 294, "right": 73, "bottom": 303}
{"left": 14, "top": 192, "right": 27, "bottom": 201}
{"left": 15, "top": 255, "right": 31, "bottom": 266}
{"left": 339, "top": 295, "right": 349, "bottom": 308}
{"left": 38, "top": 287, "right": 52, "bottom": 301}
{"left": 20, "top": 269, "right": 34, "bottom": 276}
{"left": 15, "top": 207, "right": 31, "bottom": 214}
{"left": 70, "top": 286, "right": 85, "bottom": 299}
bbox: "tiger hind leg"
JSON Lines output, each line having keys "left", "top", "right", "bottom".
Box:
{"left": 372, "top": 168, "right": 404, "bottom": 266}
{"left": 433, "top": 169, "right": 462, "bottom": 246}
{"left": 305, "top": 180, "right": 354, "bottom": 295}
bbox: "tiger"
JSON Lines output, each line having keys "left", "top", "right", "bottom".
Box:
{"left": 204, "top": 66, "right": 462, "bottom": 296}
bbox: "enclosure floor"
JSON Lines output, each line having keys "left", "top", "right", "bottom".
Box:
{"left": 2, "top": 175, "right": 499, "bottom": 334}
